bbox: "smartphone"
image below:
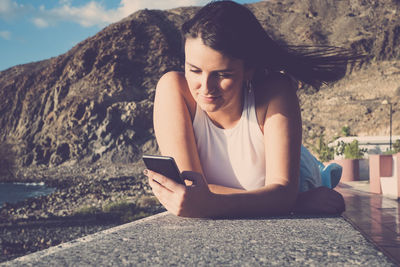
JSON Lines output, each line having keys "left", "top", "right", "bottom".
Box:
{"left": 142, "top": 154, "right": 184, "bottom": 185}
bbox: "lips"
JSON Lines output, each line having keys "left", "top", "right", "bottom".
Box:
{"left": 201, "top": 95, "right": 219, "bottom": 98}
{"left": 199, "top": 94, "right": 221, "bottom": 102}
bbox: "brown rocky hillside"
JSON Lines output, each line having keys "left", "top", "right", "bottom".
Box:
{"left": 0, "top": 0, "right": 399, "bottom": 174}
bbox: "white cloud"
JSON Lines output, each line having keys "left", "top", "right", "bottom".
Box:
{"left": 32, "top": 0, "right": 209, "bottom": 28}
{"left": 59, "top": 0, "right": 72, "bottom": 5}
{"left": 0, "top": 30, "right": 11, "bottom": 40}
{"left": 32, "top": 17, "right": 49, "bottom": 28}
{"left": 116, "top": 0, "right": 208, "bottom": 18}
{"left": 0, "top": 0, "right": 17, "bottom": 14}
{"left": 32, "top": 1, "right": 112, "bottom": 28}
{"left": 0, "top": 0, "right": 32, "bottom": 20}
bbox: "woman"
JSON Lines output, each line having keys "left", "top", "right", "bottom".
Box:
{"left": 144, "top": 0, "right": 355, "bottom": 218}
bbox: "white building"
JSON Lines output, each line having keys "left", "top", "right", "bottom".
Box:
{"left": 329, "top": 135, "right": 400, "bottom": 159}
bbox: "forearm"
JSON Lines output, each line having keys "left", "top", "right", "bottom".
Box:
{"left": 291, "top": 187, "right": 346, "bottom": 215}
{"left": 208, "top": 183, "right": 298, "bottom": 218}
{"left": 293, "top": 190, "right": 311, "bottom": 213}
{"left": 208, "top": 184, "right": 245, "bottom": 194}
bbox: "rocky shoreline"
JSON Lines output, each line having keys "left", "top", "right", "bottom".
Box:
{"left": 0, "top": 162, "right": 164, "bottom": 263}
{"left": 2, "top": 0, "right": 400, "bottom": 263}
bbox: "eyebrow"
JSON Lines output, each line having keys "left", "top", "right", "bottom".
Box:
{"left": 185, "top": 62, "right": 235, "bottom": 73}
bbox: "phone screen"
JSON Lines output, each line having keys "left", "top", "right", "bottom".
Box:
{"left": 142, "top": 154, "right": 184, "bottom": 185}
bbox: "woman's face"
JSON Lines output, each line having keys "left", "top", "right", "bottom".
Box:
{"left": 184, "top": 38, "right": 249, "bottom": 115}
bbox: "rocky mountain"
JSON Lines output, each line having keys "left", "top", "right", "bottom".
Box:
{"left": 0, "top": 0, "right": 399, "bottom": 175}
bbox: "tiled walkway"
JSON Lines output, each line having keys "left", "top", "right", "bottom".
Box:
{"left": 337, "top": 182, "right": 400, "bottom": 265}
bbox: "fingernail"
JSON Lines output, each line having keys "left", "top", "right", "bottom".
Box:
{"left": 143, "top": 169, "right": 149, "bottom": 175}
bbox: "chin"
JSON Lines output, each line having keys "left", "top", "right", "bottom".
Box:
{"left": 197, "top": 102, "right": 219, "bottom": 113}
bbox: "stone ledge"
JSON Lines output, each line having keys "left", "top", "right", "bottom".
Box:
{"left": 2, "top": 212, "right": 393, "bottom": 266}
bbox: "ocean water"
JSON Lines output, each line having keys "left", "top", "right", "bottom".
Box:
{"left": 0, "top": 182, "right": 56, "bottom": 207}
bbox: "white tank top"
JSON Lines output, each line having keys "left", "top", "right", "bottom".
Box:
{"left": 193, "top": 89, "right": 266, "bottom": 190}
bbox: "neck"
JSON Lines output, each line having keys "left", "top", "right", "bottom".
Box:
{"left": 206, "top": 91, "right": 245, "bottom": 129}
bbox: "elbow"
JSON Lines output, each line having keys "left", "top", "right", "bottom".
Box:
{"left": 284, "top": 185, "right": 299, "bottom": 214}
{"left": 266, "top": 183, "right": 299, "bottom": 215}
{"left": 282, "top": 195, "right": 298, "bottom": 215}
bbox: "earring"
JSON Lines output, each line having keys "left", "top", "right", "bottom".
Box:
{"left": 245, "top": 80, "right": 253, "bottom": 92}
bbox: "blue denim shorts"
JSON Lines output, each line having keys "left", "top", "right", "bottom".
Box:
{"left": 299, "top": 145, "right": 342, "bottom": 192}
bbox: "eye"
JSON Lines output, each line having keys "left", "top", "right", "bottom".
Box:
{"left": 217, "top": 72, "right": 232, "bottom": 78}
{"left": 189, "top": 69, "right": 201, "bottom": 74}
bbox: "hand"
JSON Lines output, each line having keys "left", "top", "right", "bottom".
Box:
{"left": 145, "top": 169, "right": 215, "bottom": 217}
{"left": 294, "top": 186, "right": 345, "bottom": 215}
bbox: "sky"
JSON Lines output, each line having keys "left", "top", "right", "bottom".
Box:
{"left": 0, "top": 0, "right": 261, "bottom": 71}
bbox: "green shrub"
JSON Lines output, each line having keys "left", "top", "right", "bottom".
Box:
{"left": 74, "top": 205, "right": 101, "bottom": 216}
{"left": 383, "top": 139, "right": 400, "bottom": 155}
{"left": 393, "top": 139, "right": 400, "bottom": 153}
{"left": 74, "top": 198, "right": 157, "bottom": 223}
{"left": 341, "top": 126, "right": 351, "bottom": 137}
{"left": 383, "top": 150, "right": 397, "bottom": 155}
{"left": 336, "top": 140, "right": 367, "bottom": 159}
{"left": 136, "top": 195, "right": 160, "bottom": 208}
{"left": 311, "top": 134, "right": 335, "bottom": 162}
{"left": 102, "top": 199, "right": 133, "bottom": 214}
{"left": 102, "top": 199, "right": 153, "bottom": 223}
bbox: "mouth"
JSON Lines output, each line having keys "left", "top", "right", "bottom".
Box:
{"left": 199, "top": 94, "right": 221, "bottom": 102}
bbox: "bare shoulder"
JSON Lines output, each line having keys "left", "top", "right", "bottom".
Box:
{"left": 255, "top": 73, "right": 298, "bottom": 102}
{"left": 157, "top": 71, "right": 187, "bottom": 88}
{"left": 255, "top": 73, "right": 299, "bottom": 131}
{"left": 156, "top": 71, "right": 196, "bottom": 120}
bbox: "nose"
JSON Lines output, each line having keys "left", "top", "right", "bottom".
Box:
{"left": 199, "top": 73, "right": 217, "bottom": 95}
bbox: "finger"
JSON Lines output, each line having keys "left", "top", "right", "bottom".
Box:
{"left": 146, "top": 169, "right": 186, "bottom": 192}
{"left": 149, "top": 176, "right": 173, "bottom": 200}
{"left": 148, "top": 175, "right": 172, "bottom": 193}
{"left": 184, "top": 180, "right": 194, "bottom": 186}
{"left": 148, "top": 176, "right": 176, "bottom": 207}
{"left": 181, "top": 171, "right": 206, "bottom": 187}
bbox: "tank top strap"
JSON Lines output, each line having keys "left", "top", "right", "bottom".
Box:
{"left": 245, "top": 89, "right": 264, "bottom": 142}
{"left": 193, "top": 99, "right": 205, "bottom": 126}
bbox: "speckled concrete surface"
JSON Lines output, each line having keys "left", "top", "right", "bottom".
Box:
{"left": 2, "top": 212, "right": 395, "bottom": 266}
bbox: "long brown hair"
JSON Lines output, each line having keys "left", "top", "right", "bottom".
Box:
{"left": 182, "top": 0, "right": 362, "bottom": 89}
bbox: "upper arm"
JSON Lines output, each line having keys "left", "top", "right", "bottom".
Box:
{"left": 261, "top": 75, "right": 302, "bottom": 192}
{"left": 153, "top": 71, "right": 204, "bottom": 175}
